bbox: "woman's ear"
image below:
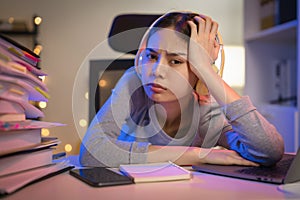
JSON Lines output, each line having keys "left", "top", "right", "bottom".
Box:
{"left": 134, "top": 49, "right": 144, "bottom": 78}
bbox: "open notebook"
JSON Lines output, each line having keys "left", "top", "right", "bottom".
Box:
{"left": 192, "top": 148, "right": 300, "bottom": 184}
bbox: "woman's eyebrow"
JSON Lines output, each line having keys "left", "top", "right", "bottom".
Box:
{"left": 145, "top": 48, "right": 187, "bottom": 57}
{"left": 167, "top": 52, "right": 187, "bottom": 57}
{"left": 145, "top": 48, "right": 158, "bottom": 53}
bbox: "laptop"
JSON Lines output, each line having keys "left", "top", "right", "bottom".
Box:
{"left": 192, "top": 148, "right": 300, "bottom": 184}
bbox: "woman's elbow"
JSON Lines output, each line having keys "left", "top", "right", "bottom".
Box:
{"left": 267, "top": 141, "right": 285, "bottom": 166}
{"left": 262, "top": 148, "right": 284, "bottom": 166}
{"left": 79, "top": 144, "right": 106, "bottom": 167}
{"left": 257, "top": 139, "right": 285, "bottom": 166}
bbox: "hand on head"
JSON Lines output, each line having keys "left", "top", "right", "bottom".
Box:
{"left": 187, "top": 15, "right": 220, "bottom": 63}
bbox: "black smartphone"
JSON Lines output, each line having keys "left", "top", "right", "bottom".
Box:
{"left": 69, "top": 167, "right": 134, "bottom": 187}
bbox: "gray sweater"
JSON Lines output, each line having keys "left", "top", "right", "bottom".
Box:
{"left": 80, "top": 67, "right": 284, "bottom": 167}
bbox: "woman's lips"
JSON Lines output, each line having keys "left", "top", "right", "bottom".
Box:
{"left": 147, "top": 83, "right": 167, "bottom": 93}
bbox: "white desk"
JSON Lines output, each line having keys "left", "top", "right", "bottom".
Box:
{"left": 2, "top": 167, "right": 300, "bottom": 200}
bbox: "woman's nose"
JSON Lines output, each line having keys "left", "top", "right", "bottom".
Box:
{"left": 152, "top": 57, "right": 167, "bottom": 78}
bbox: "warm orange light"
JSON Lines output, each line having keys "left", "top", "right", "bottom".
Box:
{"left": 41, "top": 128, "right": 50, "bottom": 136}
{"left": 8, "top": 17, "right": 14, "bottom": 24}
{"left": 65, "top": 144, "right": 72, "bottom": 152}
{"left": 34, "top": 16, "right": 42, "bottom": 25}
{"left": 38, "top": 101, "right": 47, "bottom": 109}
{"left": 99, "top": 80, "right": 107, "bottom": 87}
{"left": 79, "top": 119, "right": 87, "bottom": 127}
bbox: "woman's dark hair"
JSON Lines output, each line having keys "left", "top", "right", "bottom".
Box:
{"left": 148, "top": 12, "right": 199, "bottom": 40}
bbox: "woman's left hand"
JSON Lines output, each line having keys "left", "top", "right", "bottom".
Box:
{"left": 199, "top": 148, "right": 260, "bottom": 166}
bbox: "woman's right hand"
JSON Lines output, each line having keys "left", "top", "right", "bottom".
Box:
{"left": 146, "top": 145, "right": 258, "bottom": 167}
{"left": 187, "top": 15, "right": 220, "bottom": 80}
{"left": 198, "top": 148, "right": 259, "bottom": 166}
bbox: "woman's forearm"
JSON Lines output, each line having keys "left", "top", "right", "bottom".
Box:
{"left": 147, "top": 145, "right": 201, "bottom": 165}
{"left": 199, "top": 65, "right": 241, "bottom": 106}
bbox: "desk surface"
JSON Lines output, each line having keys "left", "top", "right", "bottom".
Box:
{"left": 2, "top": 167, "right": 300, "bottom": 200}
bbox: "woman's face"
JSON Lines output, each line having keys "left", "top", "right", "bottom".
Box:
{"left": 140, "top": 28, "right": 198, "bottom": 103}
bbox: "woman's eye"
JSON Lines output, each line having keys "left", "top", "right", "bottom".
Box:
{"left": 146, "top": 53, "right": 157, "bottom": 60}
{"left": 170, "top": 59, "right": 183, "bottom": 65}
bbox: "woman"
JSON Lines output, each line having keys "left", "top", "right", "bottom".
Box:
{"left": 80, "top": 11, "right": 284, "bottom": 167}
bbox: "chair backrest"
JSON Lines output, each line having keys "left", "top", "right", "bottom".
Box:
{"left": 108, "top": 14, "right": 162, "bottom": 55}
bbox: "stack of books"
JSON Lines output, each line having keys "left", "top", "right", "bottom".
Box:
{"left": 0, "top": 34, "right": 73, "bottom": 196}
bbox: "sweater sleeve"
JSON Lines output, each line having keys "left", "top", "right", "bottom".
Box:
{"left": 219, "top": 96, "right": 284, "bottom": 166}
{"left": 79, "top": 67, "right": 151, "bottom": 167}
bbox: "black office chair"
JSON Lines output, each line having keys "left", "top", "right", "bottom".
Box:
{"left": 89, "top": 14, "right": 161, "bottom": 123}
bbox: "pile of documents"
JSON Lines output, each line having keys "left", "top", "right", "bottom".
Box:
{"left": 0, "top": 34, "right": 72, "bottom": 196}
{"left": 0, "top": 33, "right": 48, "bottom": 121}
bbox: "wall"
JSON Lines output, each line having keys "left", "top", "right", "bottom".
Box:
{"left": 0, "top": 0, "right": 243, "bottom": 154}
